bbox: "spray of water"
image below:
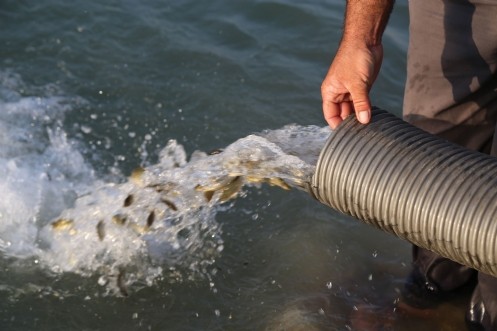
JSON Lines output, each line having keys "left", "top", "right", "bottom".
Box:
{"left": 0, "top": 71, "right": 331, "bottom": 295}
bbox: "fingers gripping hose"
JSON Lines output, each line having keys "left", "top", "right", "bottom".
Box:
{"left": 311, "top": 108, "right": 497, "bottom": 277}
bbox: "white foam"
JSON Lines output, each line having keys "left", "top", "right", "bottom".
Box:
{"left": 0, "top": 72, "right": 94, "bottom": 259}
{"left": 0, "top": 71, "right": 332, "bottom": 295}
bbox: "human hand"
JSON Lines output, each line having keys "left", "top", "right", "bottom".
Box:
{"left": 321, "top": 43, "right": 383, "bottom": 129}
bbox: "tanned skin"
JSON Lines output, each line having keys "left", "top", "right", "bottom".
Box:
{"left": 321, "top": 0, "right": 395, "bottom": 129}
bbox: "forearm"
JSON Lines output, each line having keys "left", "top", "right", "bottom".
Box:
{"left": 342, "top": 0, "right": 395, "bottom": 47}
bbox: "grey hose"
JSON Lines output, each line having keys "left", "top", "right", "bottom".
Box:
{"left": 311, "top": 108, "right": 497, "bottom": 277}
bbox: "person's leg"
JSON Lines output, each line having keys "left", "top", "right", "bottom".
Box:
{"left": 403, "top": 0, "right": 497, "bottom": 329}
{"left": 404, "top": 0, "right": 497, "bottom": 151}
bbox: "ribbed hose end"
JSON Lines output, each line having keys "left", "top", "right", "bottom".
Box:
{"left": 311, "top": 108, "right": 497, "bottom": 277}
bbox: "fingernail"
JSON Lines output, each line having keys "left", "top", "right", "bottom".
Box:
{"left": 357, "top": 111, "right": 370, "bottom": 124}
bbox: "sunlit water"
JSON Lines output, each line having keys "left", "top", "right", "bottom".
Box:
{"left": 0, "top": 1, "right": 470, "bottom": 330}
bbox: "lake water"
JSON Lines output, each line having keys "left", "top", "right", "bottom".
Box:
{"left": 0, "top": 1, "right": 469, "bottom": 330}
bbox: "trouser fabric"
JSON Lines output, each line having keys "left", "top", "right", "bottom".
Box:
{"left": 403, "top": 0, "right": 497, "bottom": 330}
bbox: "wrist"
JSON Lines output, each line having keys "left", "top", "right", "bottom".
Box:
{"left": 341, "top": 0, "right": 394, "bottom": 47}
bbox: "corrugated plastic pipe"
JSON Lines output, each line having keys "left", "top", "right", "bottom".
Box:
{"left": 310, "top": 108, "right": 497, "bottom": 277}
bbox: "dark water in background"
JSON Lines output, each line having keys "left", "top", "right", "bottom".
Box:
{"left": 0, "top": 1, "right": 469, "bottom": 330}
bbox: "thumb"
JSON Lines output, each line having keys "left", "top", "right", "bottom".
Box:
{"left": 350, "top": 88, "right": 372, "bottom": 124}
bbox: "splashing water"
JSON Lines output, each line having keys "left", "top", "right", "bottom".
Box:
{"left": 0, "top": 72, "right": 331, "bottom": 295}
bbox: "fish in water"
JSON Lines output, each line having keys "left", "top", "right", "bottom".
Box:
{"left": 97, "top": 220, "right": 105, "bottom": 241}
{"left": 146, "top": 211, "right": 155, "bottom": 228}
{"left": 112, "top": 214, "right": 127, "bottom": 226}
{"left": 129, "top": 166, "right": 145, "bottom": 185}
{"left": 51, "top": 218, "right": 74, "bottom": 230}
{"left": 195, "top": 176, "right": 244, "bottom": 203}
{"left": 245, "top": 176, "right": 292, "bottom": 190}
{"left": 123, "top": 194, "right": 134, "bottom": 207}
{"left": 208, "top": 148, "right": 224, "bottom": 155}
{"left": 117, "top": 269, "right": 129, "bottom": 297}
{"left": 160, "top": 198, "right": 178, "bottom": 211}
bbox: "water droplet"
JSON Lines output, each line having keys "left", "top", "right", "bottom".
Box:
{"left": 214, "top": 309, "right": 220, "bottom": 317}
{"left": 97, "top": 276, "right": 107, "bottom": 286}
{"left": 81, "top": 125, "right": 92, "bottom": 134}
{"left": 326, "top": 281, "right": 333, "bottom": 289}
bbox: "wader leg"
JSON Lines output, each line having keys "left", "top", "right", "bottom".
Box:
{"left": 403, "top": 1, "right": 497, "bottom": 329}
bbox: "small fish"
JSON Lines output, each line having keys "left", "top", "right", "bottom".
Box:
{"left": 130, "top": 166, "right": 145, "bottom": 185}
{"left": 204, "top": 190, "right": 214, "bottom": 202}
{"left": 245, "top": 176, "right": 292, "bottom": 190}
{"left": 195, "top": 176, "right": 244, "bottom": 203}
{"left": 123, "top": 194, "right": 134, "bottom": 207}
{"left": 97, "top": 220, "right": 105, "bottom": 241}
{"left": 51, "top": 218, "right": 74, "bottom": 231}
{"left": 117, "top": 269, "right": 129, "bottom": 297}
{"left": 147, "top": 182, "right": 176, "bottom": 194}
{"left": 195, "top": 178, "right": 231, "bottom": 192}
{"left": 245, "top": 176, "right": 266, "bottom": 185}
{"left": 161, "top": 198, "right": 178, "bottom": 211}
{"left": 147, "top": 184, "right": 165, "bottom": 193}
{"left": 128, "top": 223, "right": 147, "bottom": 235}
{"left": 218, "top": 176, "right": 243, "bottom": 202}
{"left": 146, "top": 210, "right": 155, "bottom": 228}
{"left": 112, "top": 214, "right": 127, "bottom": 226}
{"left": 268, "top": 177, "right": 291, "bottom": 190}
{"left": 208, "top": 148, "right": 224, "bottom": 155}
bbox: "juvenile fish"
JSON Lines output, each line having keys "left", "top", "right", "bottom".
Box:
{"left": 97, "top": 220, "right": 105, "bottom": 241}
{"left": 123, "top": 194, "right": 134, "bottom": 207}
{"left": 161, "top": 198, "right": 178, "bottom": 211}
{"left": 112, "top": 214, "right": 127, "bottom": 226}
{"left": 130, "top": 167, "right": 145, "bottom": 185}
{"left": 51, "top": 218, "right": 74, "bottom": 230}
{"left": 146, "top": 210, "right": 155, "bottom": 228}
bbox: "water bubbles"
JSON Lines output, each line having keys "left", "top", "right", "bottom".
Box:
{"left": 0, "top": 74, "right": 328, "bottom": 297}
{"left": 98, "top": 276, "right": 108, "bottom": 286}
{"left": 326, "top": 281, "right": 333, "bottom": 289}
{"left": 214, "top": 309, "right": 221, "bottom": 317}
{"left": 80, "top": 125, "right": 92, "bottom": 134}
